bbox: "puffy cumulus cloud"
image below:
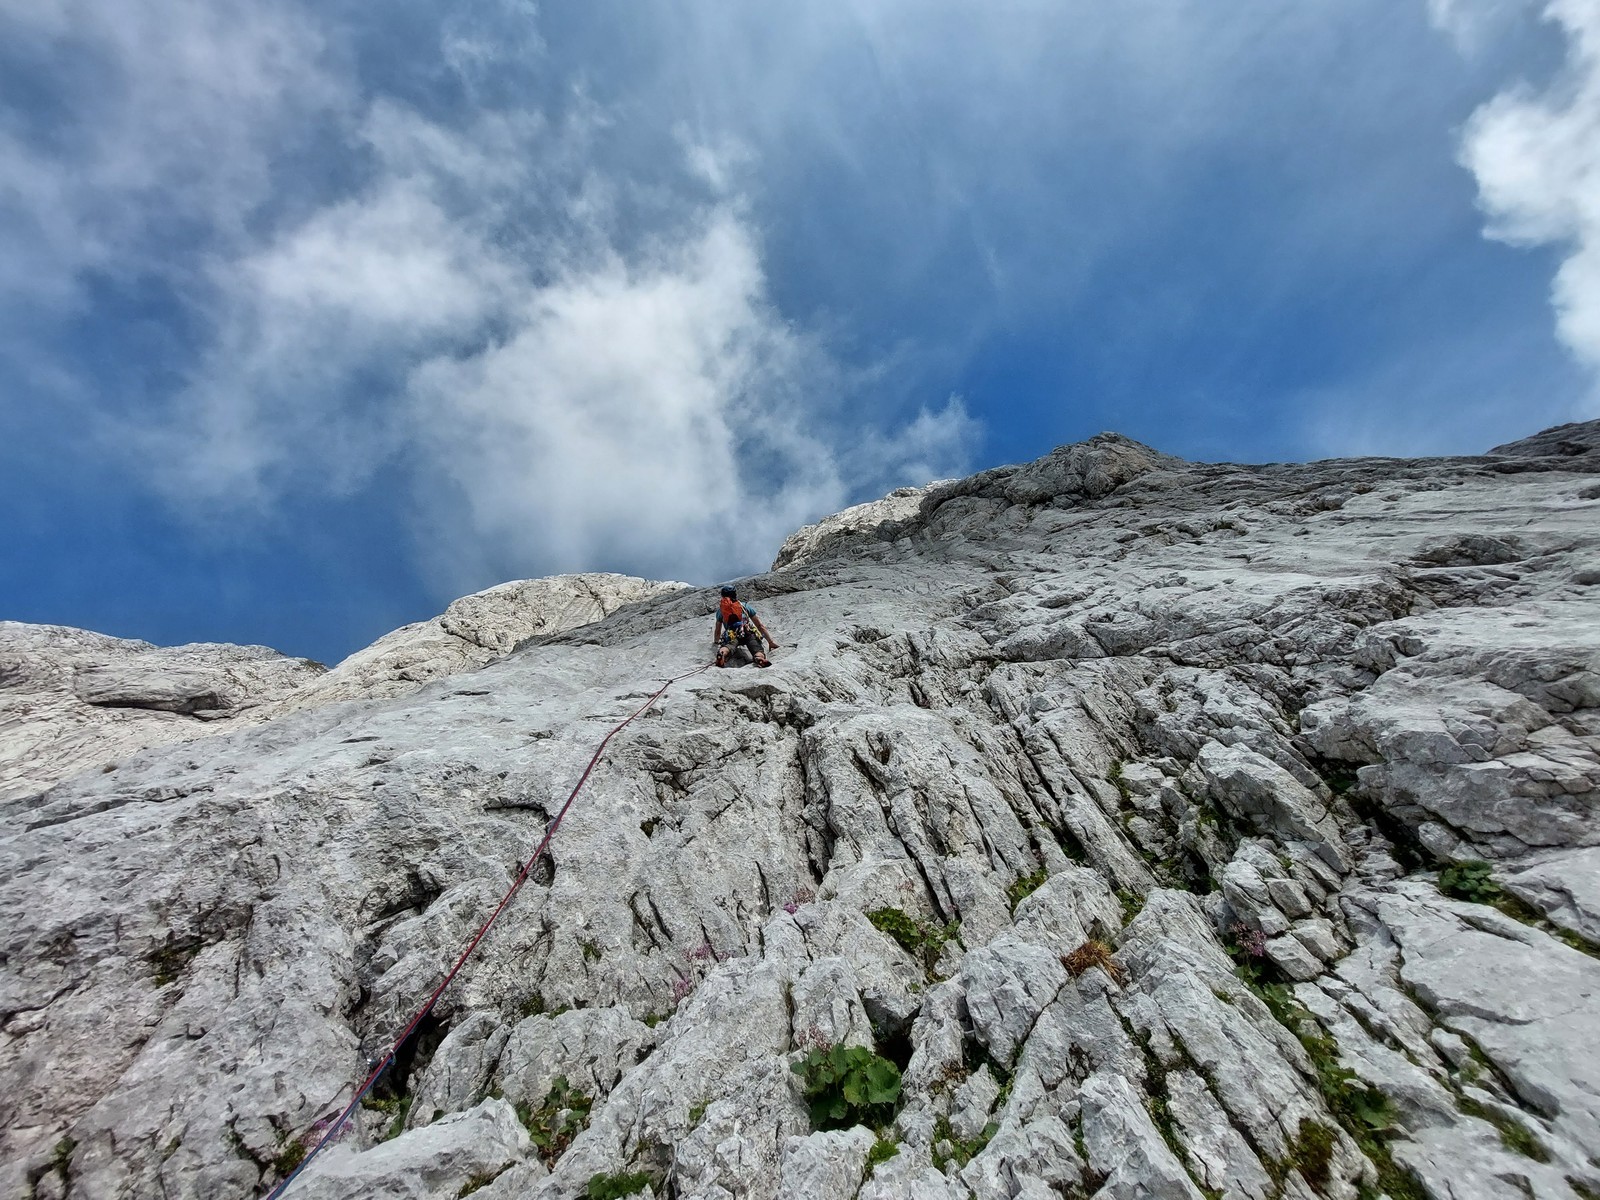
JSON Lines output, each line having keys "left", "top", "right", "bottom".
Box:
{"left": 135, "top": 173, "right": 521, "bottom": 503}
{"left": 130, "top": 92, "right": 975, "bottom": 585}
{"left": 408, "top": 213, "right": 849, "bottom": 584}
{"left": 1457, "top": 0, "right": 1600, "bottom": 402}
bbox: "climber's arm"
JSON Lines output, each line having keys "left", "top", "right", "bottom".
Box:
{"left": 752, "top": 614, "right": 778, "bottom": 649}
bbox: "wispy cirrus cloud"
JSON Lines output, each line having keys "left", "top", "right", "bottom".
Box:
{"left": 4, "top": 0, "right": 977, "bottom": 595}
{"left": 0, "top": 0, "right": 343, "bottom": 310}
{"left": 119, "top": 84, "right": 973, "bottom": 586}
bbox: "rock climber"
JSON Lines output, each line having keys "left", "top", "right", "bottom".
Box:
{"left": 713, "top": 585, "right": 779, "bottom": 668}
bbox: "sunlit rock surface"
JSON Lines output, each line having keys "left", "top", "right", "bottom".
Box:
{"left": 0, "top": 573, "right": 687, "bottom": 802}
{"left": 2, "top": 425, "right": 1597, "bottom": 1200}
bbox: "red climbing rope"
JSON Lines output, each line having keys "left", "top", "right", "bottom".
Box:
{"left": 265, "top": 661, "right": 714, "bottom": 1199}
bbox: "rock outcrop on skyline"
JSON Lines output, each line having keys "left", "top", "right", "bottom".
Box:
{"left": 2, "top": 423, "right": 1597, "bottom": 1200}
{"left": 0, "top": 573, "right": 687, "bottom": 803}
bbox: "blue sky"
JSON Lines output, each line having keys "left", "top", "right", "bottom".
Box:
{"left": 3, "top": 0, "right": 1598, "bottom": 664}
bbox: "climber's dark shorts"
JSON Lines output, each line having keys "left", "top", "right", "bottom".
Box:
{"left": 719, "top": 630, "right": 766, "bottom": 662}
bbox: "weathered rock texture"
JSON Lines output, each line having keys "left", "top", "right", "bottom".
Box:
{"left": 0, "top": 573, "right": 686, "bottom": 803}
{"left": 3, "top": 425, "right": 1599, "bottom": 1200}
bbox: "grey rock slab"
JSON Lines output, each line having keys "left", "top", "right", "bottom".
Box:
{"left": 948, "top": 1065, "right": 1001, "bottom": 1142}
{"left": 1197, "top": 742, "right": 1351, "bottom": 871}
{"left": 1376, "top": 883, "right": 1600, "bottom": 1152}
{"left": 790, "top": 956, "right": 875, "bottom": 1050}
{"left": 775, "top": 1126, "right": 878, "bottom": 1200}
{"left": 1501, "top": 846, "right": 1600, "bottom": 942}
{"left": 405, "top": 1013, "right": 510, "bottom": 1130}
{"left": 959, "top": 934, "right": 1070, "bottom": 1064}
{"left": 0, "top": 621, "right": 325, "bottom": 802}
{"left": 1080, "top": 1071, "right": 1206, "bottom": 1200}
{"left": 1298, "top": 960, "right": 1591, "bottom": 1200}
{"left": 0, "top": 574, "right": 682, "bottom": 803}
{"left": 1116, "top": 892, "right": 1339, "bottom": 1164}
{"left": 959, "top": 1111, "right": 1086, "bottom": 1200}
{"left": 652, "top": 1057, "right": 806, "bottom": 1200}
{"left": 1165, "top": 1069, "right": 1275, "bottom": 1200}
{"left": 289, "top": 1097, "right": 531, "bottom": 1200}
{"left": 493, "top": 1007, "right": 657, "bottom": 1111}
{"left": 774, "top": 485, "right": 942, "bottom": 571}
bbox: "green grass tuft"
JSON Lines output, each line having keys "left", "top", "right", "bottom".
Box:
{"left": 585, "top": 1170, "right": 657, "bottom": 1199}
{"left": 1457, "top": 1096, "right": 1551, "bottom": 1163}
{"left": 514, "top": 1076, "right": 593, "bottom": 1164}
{"left": 931, "top": 1114, "right": 999, "bottom": 1174}
{"left": 867, "top": 1135, "right": 899, "bottom": 1169}
{"left": 1006, "top": 868, "right": 1050, "bottom": 913}
{"left": 866, "top": 908, "right": 961, "bottom": 977}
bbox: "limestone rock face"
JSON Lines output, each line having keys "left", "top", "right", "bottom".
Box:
{"left": 0, "top": 623, "right": 326, "bottom": 803}
{"left": 0, "top": 573, "right": 686, "bottom": 802}
{"left": 2, "top": 424, "right": 1598, "bottom": 1200}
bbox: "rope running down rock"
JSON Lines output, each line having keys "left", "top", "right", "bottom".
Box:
{"left": 265, "top": 661, "right": 714, "bottom": 1199}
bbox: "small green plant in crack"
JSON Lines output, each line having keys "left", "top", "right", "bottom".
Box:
{"left": 1055, "top": 825, "right": 1091, "bottom": 863}
{"left": 791, "top": 1044, "right": 902, "bottom": 1131}
{"left": 148, "top": 932, "right": 204, "bottom": 987}
{"left": 1457, "top": 1096, "right": 1551, "bottom": 1163}
{"left": 458, "top": 1173, "right": 497, "bottom": 1197}
{"left": 270, "top": 1136, "right": 307, "bottom": 1177}
{"left": 1130, "top": 1029, "right": 1214, "bottom": 1192}
{"left": 1553, "top": 926, "right": 1600, "bottom": 960}
{"left": 580, "top": 938, "right": 602, "bottom": 964}
{"left": 1288, "top": 1119, "right": 1338, "bottom": 1188}
{"left": 46, "top": 1135, "right": 76, "bottom": 1185}
{"left": 1320, "top": 766, "right": 1359, "bottom": 797}
{"left": 360, "top": 1094, "right": 414, "bottom": 1141}
{"left": 1108, "top": 760, "right": 1132, "bottom": 804}
{"left": 516, "top": 1076, "right": 593, "bottom": 1165}
{"left": 867, "top": 1135, "right": 900, "bottom": 1170}
{"left": 517, "top": 992, "right": 570, "bottom": 1021}
{"left": 585, "top": 1170, "right": 659, "bottom": 1199}
{"left": 687, "top": 1099, "right": 709, "bottom": 1127}
{"left": 1116, "top": 889, "right": 1145, "bottom": 924}
{"left": 1438, "top": 860, "right": 1501, "bottom": 904}
{"left": 866, "top": 908, "right": 961, "bottom": 977}
{"left": 931, "top": 1114, "right": 999, "bottom": 1174}
{"left": 1006, "top": 868, "right": 1049, "bottom": 913}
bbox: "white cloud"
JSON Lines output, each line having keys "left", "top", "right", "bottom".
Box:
{"left": 119, "top": 85, "right": 975, "bottom": 586}
{"left": 1457, "top": 0, "right": 1600, "bottom": 403}
{"left": 1426, "top": 0, "right": 1534, "bottom": 54}
{"left": 406, "top": 211, "right": 852, "bottom": 583}
{"left": 0, "top": 0, "right": 343, "bottom": 310}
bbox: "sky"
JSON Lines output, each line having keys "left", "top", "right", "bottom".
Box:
{"left": 2, "top": 0, "right": 1598, "bottom": 664}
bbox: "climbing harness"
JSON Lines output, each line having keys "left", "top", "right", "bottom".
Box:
{"left": 264, "top": 661, "right": 714, "bottom": 1199}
